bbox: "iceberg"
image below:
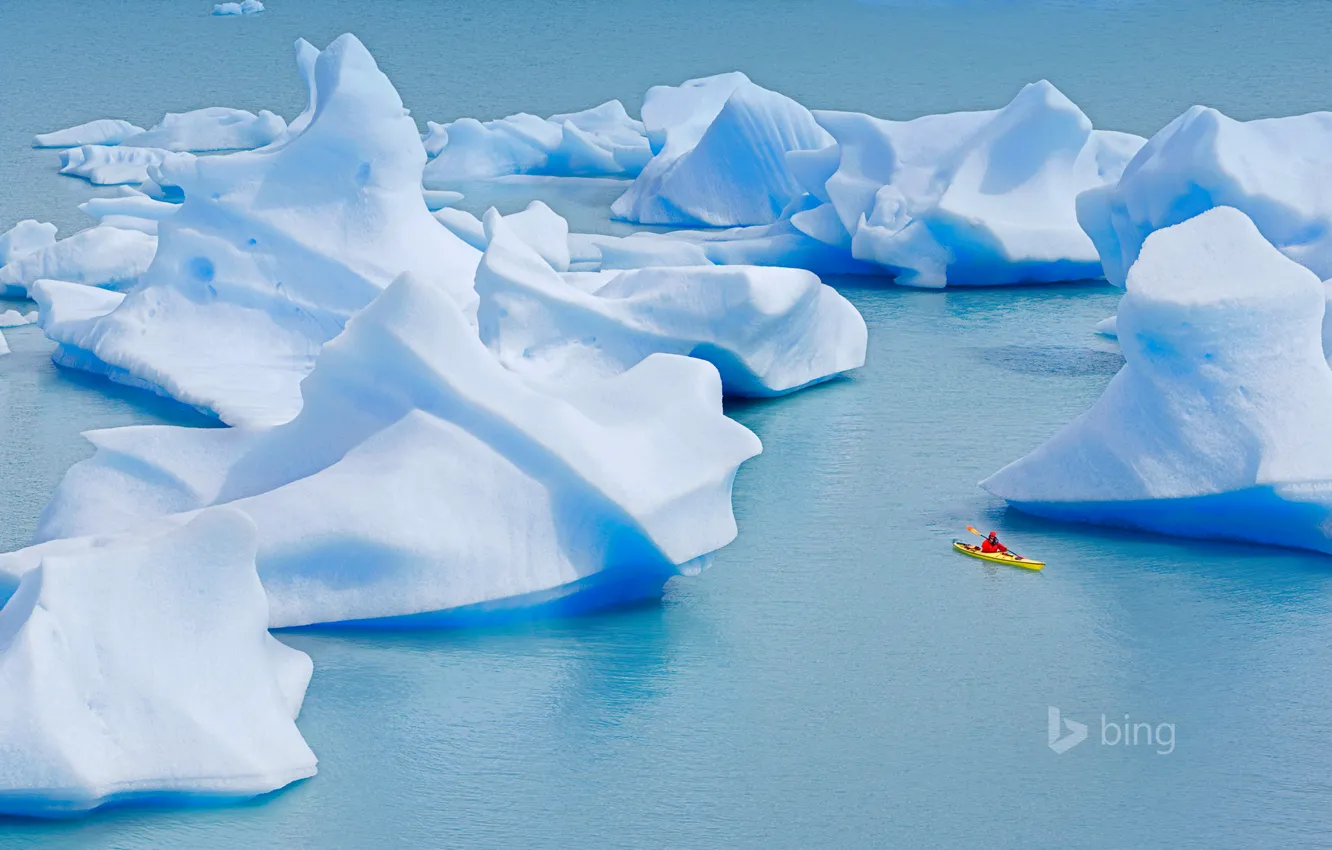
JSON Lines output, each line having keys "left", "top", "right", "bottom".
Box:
{"left": 611, "top": 74, "right": 833, "bottom": 227}
{"left": 0, "top": 329, "right": 7, "bottom": 356}
{"left": 0, "top": 225, "right": 157, "bottom": 297}
{"left": 0, "top": 309, "right": 37, "bottom": 328}
{"left": 1077, "top": 106, "right": 1332, "bottom": 288}
{"left": 0, "top": 509, "right": 315, "bottom": 818}
{"left": 421, "top": 100, "right": 651, "bottom": 183}
{"left": 983, "top": 207, "right": 1332, "bottom": 554}
{"left": 32, "top": 119, "right": 146, "bottom": 148}
{"left": 25, "top": 273, "right": 761, "bottom": 628}
{"left": 1, "top": 220, "right": 58, "bottom": 266}
{"left": 212, "top": 0, "right": 265, "bottom": 15}
{"left": 58, "top": 145, "right": 181, "bottom": 186}
{"left": 121, "top": 107, "right": 287, "bottom": 152}
{"left": 41, "top": 34, "right": 480, "bottom": 427}
{"left": 477, "top": 209, "right": 866, "bottom": 395}
{"left": 795, "top": 81, "right": 1145, "bottom": 287}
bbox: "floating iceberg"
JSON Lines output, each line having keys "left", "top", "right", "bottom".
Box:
{"left": 792, "top": 81, "right": 1145, "bottom": 287}
{"left": 612, "top": 74, "right": 832, "bottom": 227}
{"left": 0, "top": 225, "right": 157, "bottom": 297}
{"left": 1, "top": 220, "right": 58, "bottom": 266}
{"left": 421, "top": 100, "right": 651, "bottom": 183}
{"left": 32, "top": 119, "right": 146, "bottom": 148}
{"left": 1077, "top": 106, "right": 1332, "bottom": 288}
{"left": 0, "top": 510, "right": 315, "bottom": 818}
{"left": 477, "top": 209, "right": 866, "bottom": 395}
{"left": 41, "top": 34, "right": 480, "bottom": 427}
{"left": 0, "top": 330, "right": 7, "bottom": 356}
{"left": 26, "top": 272, "right": 761, "bottom": 628}
{"left": 121, "top": 107, "right": 286, "bottom": 152}
{"left": 212, "top": 0, "right": 265, "bottom": 15}
{"left": 0, "top": 309, "right": 37, "bottom": 328}
{"left": 58, "top": 145, "right": 181, "bottom": 186}
{"left": 983, "top": 207, "right": 1332, "bottom": 554}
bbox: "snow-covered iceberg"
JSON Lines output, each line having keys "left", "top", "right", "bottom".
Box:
{"left": 0, "top": 509, "right": 315, "bottom": 818}
{"left": 121, "top": 107, "right": 286, "bottom": 152}
{"left": 612, "top": 73, "right": 833, "bottom": 227}
{"left": 24, "top": 272, "right": 761, "bottom": 628}
{"left": 1, "top": 220, "right": 57, "bottom": 265}
{"left": 32, "top": 119, "right": 146, "bottom": 149}
{"left": 477, "top": 209, "right": 866, "bottom": 395}
{"left": 58, "top": 145, "right": 180, "bottom": 186}
{"left": 213, "top": 0, "right": 265, "bottom": 15}
{"left": 792, "top": 81, "right": 1144, "bottom": 287}
{"left": 0, "top": 309, "right": 37, "bottom": 328}
{"left": 0, "top": 225, "right": 157, "bottom": 297}
{"left": 40, "top": 34, "right": 480, "bottom": 426}
{"left": 983, "top": 207, "right": 1332, "bottom": 554}
{"left": 421, "top": 100, "right": 651, "bottom": 183}
{"left": 1077, "top": 106, "right": 1332, "bottom": 288}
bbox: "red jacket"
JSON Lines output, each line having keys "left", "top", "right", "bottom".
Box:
{"left": 981, "top": 538, "right": 1007, "bottom": 554}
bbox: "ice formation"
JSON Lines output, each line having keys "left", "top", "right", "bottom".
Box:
{"left": 32, "top": 119, "right": 146, "bottom": 148}
{"left": 121, "top": 107, "right": 287, "bottom": 152}
{"left": 421, "top": 100, "right": 651, "bottom": 184}
{"left": 1, "top": 220, "right": 58, "bottom": 266}
{"left": 612, "top": 74, "right": 833, "bottom": 227}
{"left": 477, "top": 209, "right": 866, "bottom": 394}
{"left": 212, "top": 0, "right": 265, "bottom": 15}
{"left": 25, "top": 272, "right": 761, "bottom": 627}
{"left": 58, "top": 145, "right": 181, "bottom": 186}
{"left": 983, "top": 207, "right": 1332, "bottom": 553}
{"left": 0, "top": 510, "right": 315, "bottom": 818}
{"left": 0, "top": 330, "right": 7, "bottom": 356}
{"left": 0, "top": 309, "right": 37, "bottom": 328}
{"left": 0, "top": 225, "right": 157, "bottom": 297}
{"left": 789, "top": 81, "right": 1145, "bottom": 287}
{"left": 1077, "top": 107, "right": 1332, "bottom": 288}
{"left": 40, "top": 34, "right": 480, "bottom": 426}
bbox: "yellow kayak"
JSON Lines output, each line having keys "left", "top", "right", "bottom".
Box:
{"left": 952, "top": 539, "right": 1045, "bottom": 571}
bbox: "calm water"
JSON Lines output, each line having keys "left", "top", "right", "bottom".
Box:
{"left": 4, "top": 1, "right": 1332, "bottom": 847}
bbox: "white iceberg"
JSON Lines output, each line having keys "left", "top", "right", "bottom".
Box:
{"left": 1077, "top": 106, "right": 1332, "bottom": 288}
{"left": 41, "top": 34, "right": 480, "bottom": 427}
{"left": 58, "top": 145, "right": 181, "bottom": 186}
{"left": 121, "top": 107, "right": 286, "bottom": 152}
{"left": 795, "top": 81, "right": 1145, "bottom": 287}
{"left": 0, "top": 309, "right": 37, "bottom": 328}
{"left": 612, "top": 74, "right": 833, "bottom": 227}
{"left": 1, "top": 220, "right": 58, "bottom": 266}
{"left": 983, "top": 207, "right": 1332, "bottom": 553}
{"left": 0, "top": 329, "right": 7, "bottom": 356}
{"left": 0, "top": 509, "right": 315, "bottom": 818}
{"left": 32, "top": 119, "right": 146, "bottom": 149}
{"left": 212, "top": 0, "right": 265, "bottom": 15}
{"left": 421, "top": 100, "right": 650, "bottom": 184}
{"left": 0, "top": 225, "right": 157, "bottom": 297}
{"left": 477, "top": 209, "right": 866, "bottom": 395}
{"left": 25, "top": 272, "right": 761, "bottom": 628}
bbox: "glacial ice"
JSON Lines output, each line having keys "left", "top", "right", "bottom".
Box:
{"left": 793, "top": 81, "right": 1145, "bottom": 287}
{"left": 58, "top": 145, "right": 181, "bottom": 186}
{"left": 0, "top": 510, "right": 315, "bottom": 818}
{"left": 0, "top": 330, "right": 7, "bottom": 356}
{"left": 612, "top": 74, "right": 832, "bottom": 227}
{"left": 40, "top": 34, "right": 480, "bottom": 427}
{"left": 421, "top": 100, "right": 651, "bottom": 184}
{"left": 121, "top": 107, "right": 287, "bottom": 152}
{"left": 983, "top": 207, "right": 1332, "bottom": 553}
{"left": 477, "top": 209, "right": 866, "bottom": 395}
{"left": 213, "top": 0, "right": 265, "bottom": 15}
{"left": 32, "top": 119, "right": 146, "bottom": 148}
{"left": 0, "top": 310, "right": 37, "bottom": 328}
{"left": 1, "top": 220, "right": 58, "bottom": 265}
{"left": 1077, "top": 106, "right": 1332, "bottom": 288}
{"left": 0, "top": 225, "right": 157, "bottom": 297}
{"left": 25, "top": 272, "right": 761, "bottom": 627}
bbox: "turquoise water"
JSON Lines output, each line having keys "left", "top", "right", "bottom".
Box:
{"left": 4, "top": 1, "right": 1332, "bottom": 847}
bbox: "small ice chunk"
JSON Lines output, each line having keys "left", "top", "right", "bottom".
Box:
{"left": 212, "top": 0, "right": 265, "bottom": 15}
{"left": 33, "top": 119, "right": 146, "bottom": 148}
{"left": 120, "top": 107, "right": 286, "bottom": 152}
{"left": 0, "top": 226, "right": 157, "bottom": 297}
{"left": 0, "top": 310, "right": 37, "bottom": 328}
{"left": 0, "top": 220, "right": 58, "bottom": 265}
{"left": 58, "top": 145, "right": 181, "bottom": 186}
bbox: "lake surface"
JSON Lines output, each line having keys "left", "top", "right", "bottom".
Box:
{"left": 3, "top": 1, "right": 1332, "bottom": 847}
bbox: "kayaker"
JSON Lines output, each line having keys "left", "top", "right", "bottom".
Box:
{"left": 981, "top": 531, "right": 1008, "bottom": 554}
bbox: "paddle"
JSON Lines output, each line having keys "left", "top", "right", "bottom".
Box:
{"left": 964, "top": 526, "right": 1027, "bottom": 560}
